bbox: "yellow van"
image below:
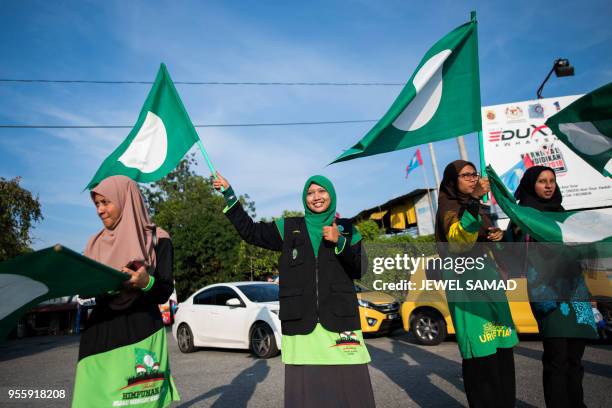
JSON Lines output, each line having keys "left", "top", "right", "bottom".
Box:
{"left": 355, "top": 282, "right": 402, "bottom": 334}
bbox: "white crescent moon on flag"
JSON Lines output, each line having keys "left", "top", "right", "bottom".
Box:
{"left": 558, "top": 121, "right": 612, "bottom": 155}
{"left": 393, "top": 49, "right": 452, "bottom": 132}
{"left": 118, "top": 111, "right": 168, "bottom": 173}
{"left": 0, "top": 274, "right": 49, "bottom": 320}
{"left": 557, "top": 209, "right": 612, "bottom": 242}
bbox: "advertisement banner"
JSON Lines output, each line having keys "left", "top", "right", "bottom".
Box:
{"left": 481, "top": 95, "right": 612, "bottom": 215}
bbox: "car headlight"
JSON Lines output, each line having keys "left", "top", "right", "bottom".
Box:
{"left": 358, "top": 299, "right": 371, "bottom": 308}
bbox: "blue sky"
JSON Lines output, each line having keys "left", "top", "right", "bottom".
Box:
{"left": 1, "top": 0, "right": 611, "bottom": 251}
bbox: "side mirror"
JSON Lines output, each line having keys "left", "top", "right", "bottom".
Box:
{"left": 226, "top": 298, "right": 242, "bottom": 307}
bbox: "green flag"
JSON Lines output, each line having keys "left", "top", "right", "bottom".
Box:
{"left": 331, "top": 13, "right": 481, "bottom": 164}
{"left": 0, "top": 245, "right": 128, "bottom": 340}
{"left": 545, "top": 82, "right": 612, "bottom": 177}
{"left": 86, "top": 63, "right": 199, "bottom": 189}
{"left": 487, "top": 165, "right": 612, "bottom": 243}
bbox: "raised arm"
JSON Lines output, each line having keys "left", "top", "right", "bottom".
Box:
{"left": 214, "top": 172, "right": 283, "bottom": 251}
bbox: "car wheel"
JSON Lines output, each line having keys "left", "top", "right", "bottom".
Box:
{"left": 250, "top": 322, "right": 279, "bottom": 359}
{"left": 177, "top": 323, "right": 196, "bottom": 353}
{"left": 411, "top": 310, "right": 447, "bottom": 346}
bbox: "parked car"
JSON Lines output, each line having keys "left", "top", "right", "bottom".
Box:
{"left": 402, "top": 256, "right": 610, "bottom": 345}
{"left": 355, "top": 282, "right": 402, "bottom": 334}
{"left": 401, "top": 258, "right": 538, "bottom": 345}
{"left": 172, "top": 282, "right": 281, "bottom": 358}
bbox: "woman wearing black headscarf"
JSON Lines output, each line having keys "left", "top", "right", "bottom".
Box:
{"left": 506, "top": 166, "right": 597, "bottom": 408}
{"left": 435, "top": 160, "right": 518, "bottom": 408}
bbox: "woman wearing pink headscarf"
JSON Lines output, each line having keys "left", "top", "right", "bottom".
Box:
{"left": 72, "top": 176, "right": 179, "bottom": 408}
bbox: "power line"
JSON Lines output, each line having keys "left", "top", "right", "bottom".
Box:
{"left": 0, "top": 119, "right": 378, "bottom": 129}
{"left": 0, "top": 78, "right": 404, "bottom": 86}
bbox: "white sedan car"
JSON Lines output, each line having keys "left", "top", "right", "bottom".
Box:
{"left": 172, "top": 282, "right": 281, "bottom": 358}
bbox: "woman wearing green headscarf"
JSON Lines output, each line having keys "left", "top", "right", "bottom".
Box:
{"left": 214, "top": 172, "right": 375, "bottom": 408}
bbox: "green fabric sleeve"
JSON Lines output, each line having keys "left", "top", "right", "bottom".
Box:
{"left": 335, "top": 235, "right": 347, "bottom": 254}
{"left": 351, "top": 225, "right": 363, "bottom": 245}
{"left": 274, "top": 218, "right": 285, "bottom": 239}
{"left": 221, "top": 185, "right": 239, "bottom": 214}
{"left": 459, "top": 210, "right": 481, "bottom": 233}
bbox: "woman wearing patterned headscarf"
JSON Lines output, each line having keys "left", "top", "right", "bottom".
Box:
{"left": 435, "top": 160, "right": 518, "bottom": 408}
{"left": 214, "top": 172, "right": 375, "bottom": 408}
{"left": 72, "top": 175, "right": 179, "bottom": 407}
{"left": 506, "top": 166, "right": 597, "bottom": 408}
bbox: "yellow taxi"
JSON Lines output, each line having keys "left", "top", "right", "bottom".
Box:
{"left": 400, "top": 253, "right": 610, "bottom": 345}
{"left": 401, "top": 260, "right": 539, "bottom": 345}
{"left": 355, "top": 282, "right": 403, "bottom": 334}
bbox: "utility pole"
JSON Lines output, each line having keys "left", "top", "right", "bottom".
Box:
{"left": 427, "top": 142, "right": 441, "bottom": 212}
{"left": 457, "top": 135, "right": 469, "bottom": 161}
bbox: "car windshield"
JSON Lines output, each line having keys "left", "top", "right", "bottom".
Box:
{"left": 354, "top": 283, "right": 369, "bottom": 293}
{"left": 239, "top": 284, "right": 279, "bottom": 302}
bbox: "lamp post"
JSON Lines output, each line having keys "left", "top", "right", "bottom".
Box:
{"left": 536, "top": 58, "right": 575, "bottom": 99}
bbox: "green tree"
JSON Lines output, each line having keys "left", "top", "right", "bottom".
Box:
{"left": 234, "top": 210, "right": 303, "bottom": 282}
{"left": 0, "top": 177, "right": 43, "bottom": 262}
{"left": 355, "top": 219, "right": 381, "bottom": 241}
{"left": 235, "top": 239, "right": 278, "bottom": 281}
{"left": 281, "top": 210, "right": 304, "bottom": 218}
{"left": 141, "top": 155, "right": 247, "bottom": 300}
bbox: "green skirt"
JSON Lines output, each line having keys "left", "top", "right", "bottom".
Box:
{"left": 444, "top": 261, "right": 519, "bottom": 359}
{"left": 73, "top": 299, "right": 179, "bottom": 408}
{"left": 73, "top": 327, "right": 179, "bottom": 407}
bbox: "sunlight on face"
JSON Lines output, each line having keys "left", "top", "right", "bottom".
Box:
{"left": 306, "top": 183, "right": 330, "bottom": 213}
{"left": 457, "top": 165, "right": 479, "bottom": 195}
{"left": 93, "top": 193, "right": 121, "bottom": 229}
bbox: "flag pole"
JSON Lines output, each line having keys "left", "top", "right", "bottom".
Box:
{"left": 196, "top": 139, "right": 216, "bottom": 176}
{"left": 420, "top": 163, "right": 437, "bottom": 232}
{"left": 472, "top": 10, "right": 487, "bottom": 203}
{"left": 457, "top": 135, "right": 469, "bottom": 161}
{"left": 427, "top": 142, "right": 441, "bottom": 212}
{"left": 195, "top": 136, "right": 225, "bottom": 192}
{"left": 478, "top": 130, "right": 489, "bottom": 203}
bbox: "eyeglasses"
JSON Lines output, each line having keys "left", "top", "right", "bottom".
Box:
{"left": 458, "top": 172, "right": 480, "bottom": 180}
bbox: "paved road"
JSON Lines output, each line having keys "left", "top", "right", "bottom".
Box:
{"left": 0, "top": 330, "right": 610, "bottom": 407}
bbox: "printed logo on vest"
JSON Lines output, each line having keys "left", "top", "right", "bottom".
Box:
{"left": 329, "top": 331, "right": 362, "bottom": 356}
{"left": 335, "top": 331, "right": 360, "bottom": 346}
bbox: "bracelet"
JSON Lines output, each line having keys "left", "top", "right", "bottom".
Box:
{"left": 141, "top": 275, "right": 155, "bottom": 292}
